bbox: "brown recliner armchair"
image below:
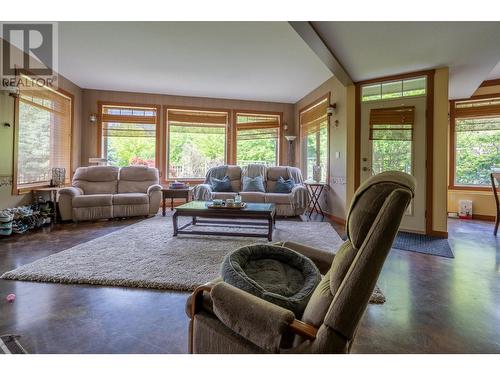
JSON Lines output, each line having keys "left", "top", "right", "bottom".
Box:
{"left": 186, "top": 171, "right": 416, "bottom": 354}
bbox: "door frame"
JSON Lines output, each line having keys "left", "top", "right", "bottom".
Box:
{"left": 354, "top": 69, "right": 437, "bottom": 236}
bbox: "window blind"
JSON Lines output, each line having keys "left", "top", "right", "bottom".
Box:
{"left": 102, "top": 105, "right": 157, "bottom": 124}
{"left": 455, "top": 98, "right": 500, "bottom": 119}
{"left": 237, "top": 127, "right": 279, "bottom": 141}
{"left": 300, "top": 99, "right": 328, "bottom": 135}
{"left": 167, "top": 109, "right": 228, "bottom": 127}
{"left": 236, "top": 113, "right": 280, "bottom": 128}
{"left": 369, "top": 106, "right": 414, "bottom": 141}
{"left": 455, "top": 118, "right": 500, "bottom": 132}
{"left": 17, "top": 87, "right": 72, "bottom": 186}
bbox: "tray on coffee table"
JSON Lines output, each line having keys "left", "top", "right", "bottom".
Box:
{"left": 207, "top": 202, "right": 246, "bottom": 209}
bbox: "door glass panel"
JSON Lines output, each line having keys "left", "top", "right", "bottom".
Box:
{"left": 372, "top": 139, "right": 412, "bottom": 175}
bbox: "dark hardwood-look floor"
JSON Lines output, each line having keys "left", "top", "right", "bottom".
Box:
{"left": 0, "top": 215, "right": 499, "bottom": 354}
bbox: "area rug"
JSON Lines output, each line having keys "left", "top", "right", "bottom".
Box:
{"left": 392, "top": 232, "right": 454, "bottom": 258}
{"left": 1, "top": 215, "right": 385, "bottom": 303}
{"left": 0, "top": 335, "right": 27, "bottom": 354}
{"left": 1, "top": 216, "right": 341, "bottom": 291}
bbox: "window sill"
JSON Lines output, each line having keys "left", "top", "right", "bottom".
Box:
{"left": 162, "top": 178, "right": 204, "bottom": 185}
{"left": 448, "top": 185, "right": 492, "bottom": 192}
{"left": 17, "top": 182, "right": 70, "bottom": 195}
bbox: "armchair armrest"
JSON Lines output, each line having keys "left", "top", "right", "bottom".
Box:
{"left": 210, "top": 282, "right": 295, "bottom": 353}
{"left": 147, "top": 184, "right": 162, "bottom": 195}
{"left": 188, "top": 282, "right": 318, "bottom": 353}
{"left": 58, "top": 187, "right": 83, "bottom": 197}
{"left": 192, "top": 183, "right": 212, "bottom": 201}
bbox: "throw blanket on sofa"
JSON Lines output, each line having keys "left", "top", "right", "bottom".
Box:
{"left": 241, "top": 164, "right": 267, "bottom": 180}
{"left": 286, "top": 167, "right": 308, "bottom": 211}
{"left": 204, "top": 165, "right": 228, "bottom": 184}
{"left": 193, "top": 165, "right": 228, "bottom": 201}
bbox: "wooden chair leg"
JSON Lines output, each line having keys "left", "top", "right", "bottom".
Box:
{"left": 494, "top": 216, "right": 499, "bottom": 236}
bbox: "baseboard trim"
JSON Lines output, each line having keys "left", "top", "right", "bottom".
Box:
{"left": 324, "top": 212, "right": 346, "bottom": 225}
{"left": 428, "top": 230, "right": 448, "bottom": 238}
{"left": 472, "top": 214, "right": 496, "bottom": 222}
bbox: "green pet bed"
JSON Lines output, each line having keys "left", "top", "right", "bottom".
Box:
{"left": 220, "top": 244, "right": 321, "bottom": 316}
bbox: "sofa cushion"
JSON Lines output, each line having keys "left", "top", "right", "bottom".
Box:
{"left": 120, "top": 165, "right": 158, "bottom": 181}
{"left": 211, "top": 176, "right": 233, "bottom": 192}
{"left": 72, "top": 194, "right": 113, "bottom": 208}
{"left": 274, "top": 176, "right": 295, "bottom": 193}
{"left": 113, "top": 193, "right": 149, "bottom": 205}
{"left": 226, "top": 166, "right": 242, "bottom": 192}
{"left": 118, "top": 166, "right": 159, "bottom": 194}
{"left": 73, "top": 166, "right": 119, "bottom": 195}
{"left": 240, "top": 191, "right": 265, "bottom": 203}
{"left": 264, "top": 192, "right": 293, "bottom": 205}
{"left": 73, "top": 180, "right": 118, "bottom": 195}
{"left": 73, "top": 166, "right": 119, "bottom": 182}
{"left": 242, "top": 176, "right": 265, "bottom": 193}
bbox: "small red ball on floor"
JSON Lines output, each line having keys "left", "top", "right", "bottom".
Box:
{"left": 6, "top": 294, "right": 15, "bottom": 303}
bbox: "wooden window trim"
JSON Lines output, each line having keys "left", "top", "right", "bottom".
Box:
{"left": 163, "top": 105, "right": 231, "bottom": 184}
{"left": 448, "top": 93, "right": 500, "bottom": 192}
{"left": 12, "top": 87, "right": 74, "bottom": 195}
{"left": 299, "top": 93, "right": 331, "bottom": 184}
{"left": 232, "top": 110, "right": 283, "bottom": 167}
{"left": 97, "top": 101, "right": 161, "bottom": 173}
{"left": 355, "top": 69, "right": 435, "bottom": 235}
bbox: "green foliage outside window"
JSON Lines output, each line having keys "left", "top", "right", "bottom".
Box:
{"left": 455, "top": 129, "right": 500, "bottom": 186}
{"left": 18, "top": 102, "right": 51, "bottom": 184}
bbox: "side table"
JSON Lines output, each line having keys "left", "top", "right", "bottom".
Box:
{"left": 32, "top": 186, "right": 64, "bottom": 224}
{"left": 304, "top": 181, "right": 326, "bottom": 219}
{"left": 162, "top": 187, "right": 194, "bottom": 216}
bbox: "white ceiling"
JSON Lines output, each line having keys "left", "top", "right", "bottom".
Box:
{"left": 486, "top": 61, "right": 500, "bottom": 80}
{"left": 312, "top": 22, "right": 500, "bottom": 99}
{"left": 58, "top": 22, "right": 332, "bottom": 103}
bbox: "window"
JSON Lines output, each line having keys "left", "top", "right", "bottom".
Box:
{"left": 451, "top": 98, "right": 500, "bottom": 187}
{"left": 362, "top": 77, "right": 426, "bottom": 102}
{"left": 166, "top": 108, "right": 228, "bottom": 179}
{"left": 235, "top": 112, "right": 281, "bottom": 167}
{"left": 300, "top": 97, "right": 329, "bottom": 182}
{"left": 369, "top": 106, "right": 414, "bottom": 175}
{"left": 100, "top": 104, "right": 159, "bottom": 167}
{"left": 16, "top": 84, "right": 72, "bottom": 187}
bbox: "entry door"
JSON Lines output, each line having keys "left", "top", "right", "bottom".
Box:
{"left": 360, "top": 96, "right": 426, "bottom": 233}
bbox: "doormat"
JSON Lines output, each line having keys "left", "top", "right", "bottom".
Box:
{"left": 392, "top": 231, "right": 454, "bottom": 258}
{"left": 0, "top": 335, "right": 28, "bottom": 354}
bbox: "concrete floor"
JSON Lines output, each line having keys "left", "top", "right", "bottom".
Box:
{"left": 0, "top": 216, "right": 498, "bottom": 353}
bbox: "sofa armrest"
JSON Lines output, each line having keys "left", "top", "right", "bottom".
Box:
{"left": 291, "top": 184, "right": 309, "bottom": 208}
{"left": 58, "top": 187, "right": 83, "bottom": 197}
{"left": 147, "top": 184, "right": 162, "bottom": 195}
{"left": 210, "top": 282, "right": 295, "bottom": 353}
{"left": 193, "top": 184, "right": 212, "bottom": 201}
{"left": 58, "top": 187, "right": 83, "bottom": 221}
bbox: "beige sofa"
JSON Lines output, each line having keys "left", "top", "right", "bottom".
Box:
{"left": 58, "top": 166, "right": 162, "bottom": 222}
{"left": 193, "top": 165, "right": 309, "bottom": 216}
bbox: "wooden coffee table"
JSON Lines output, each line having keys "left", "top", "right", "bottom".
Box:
{"left": 172, "top": 201, "right": 276, "bottom": 241}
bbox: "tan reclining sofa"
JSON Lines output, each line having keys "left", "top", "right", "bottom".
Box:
{"left": 193, "top": 165, "right": 309, "bottom": 217}
{"left": 58, "top": 166, "right": 162, "bottom": 222}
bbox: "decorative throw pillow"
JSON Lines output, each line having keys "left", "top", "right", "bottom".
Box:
{"left": 274, "top": 176, "right": 295, "bottom": 194}
{"left": 242, "top": 175, "right": 265, "bottom": 192}
{"left": 211, "top": 176, "right": 233, "bottom": 192}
